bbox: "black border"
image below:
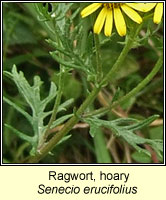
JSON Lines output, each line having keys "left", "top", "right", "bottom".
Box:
{"left": 1, "top": 1, "right": 165, "bottom": 166}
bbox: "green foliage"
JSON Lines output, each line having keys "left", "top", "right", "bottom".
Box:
{"left": 36, "top": 3, "right": 96, "bottom": 79}
{"left": 3, "top": 2, "right": 163, "bottom": 163}
{"left": 4, "top": 65, "right": 73, "bottom": 155}
{"left": 84, "top": 115, "right": 163, "bottom": 160}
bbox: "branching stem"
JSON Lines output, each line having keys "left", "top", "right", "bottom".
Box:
{"left": 26, "top": 21, "right": 162, "bottom": 163}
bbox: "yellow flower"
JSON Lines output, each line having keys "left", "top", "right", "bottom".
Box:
{"left": 81, "top": 3, "right": 144, "bottom": 37}
{"left": 133, "top": 3, "right": 163, "bottom": 24}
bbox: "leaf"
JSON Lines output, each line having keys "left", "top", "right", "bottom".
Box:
{"left": 9, "top": 65, "right": 57, "bottom": 115}
{"left": 56, "top": 135, "right": 72, "bottom": 146}
{"left": 50, "top": 51, "right": 88, "bottom": 73}
{"left": 122, "top": 115, "right": 159, "bottom": 131}
{"left": 41, "top": 82, "right": 57, "bottom": 111}
{"left": 3, "top": 96, "right": 32, "bottom": 124}
{"left": 45, "top": 10, "right": 94, "bottom": 77}
{"left": 46, "top": 39, "right": 70, "bottom": 57}
{"left": 84, "top": 115, "right": 163, "bottom": 159}
{"left": 56, "top": 3, "right": 74, "bottom": 32}
{"left": 57, "top": 99, "right": 74, "bottom": 112}
{"left": 4, "top": 124, "right": 33, "bottom": 144}
{"left": 50, "top": 114, "right": 73, "bottom": 130}
{"left": 34, "top": 3, "right": 53, "bottom": 21}
{"left": 4, "top": 65, "right": 73, "bottom": 155}
{"left": 42, "top": 99, "right": 74, "bottom": 119}
{"left": 87, "top": 120, "right": 99, "bottom": 138}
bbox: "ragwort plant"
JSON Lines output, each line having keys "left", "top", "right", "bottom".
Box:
{"left": 3, "top": 3, "right": 163, "bottom": 163}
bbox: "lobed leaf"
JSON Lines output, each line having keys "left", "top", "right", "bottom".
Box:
{"left": 4, "top": 65, "right": 73, "bottom": 155}
{"left": 84, "top": 115, "right": 163, "bottom": 159}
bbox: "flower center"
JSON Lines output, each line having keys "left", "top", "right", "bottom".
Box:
{"left": 104, "top": 3, "right": 122, "bottom": 9}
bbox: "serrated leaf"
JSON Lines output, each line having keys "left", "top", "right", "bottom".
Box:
{"left": 46, "top": 39, "right": 70, "bottom": 57}
{"left": 122, "top": 115, "right": 159, "bottom": 131}
{"left": 56, "top": 3, "right": 74, "bottom": 32}
{"left": 84, "top": 115, "right": 163, "bottom": 159}
{"left": 4, "top": 65, "right": 72, "bottom": 155}
{"left": 46, "top": 10, "right": 93, "bottom": 77}
{"left": 50, "top": 51, "right": 87, "bottom": 72}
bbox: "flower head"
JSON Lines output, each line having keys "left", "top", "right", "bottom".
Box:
{"left": 81, "top": 3, "right": 144, "bottom": 37}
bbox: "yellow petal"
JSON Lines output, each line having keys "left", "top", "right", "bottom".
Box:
{"left": 114, "top": 7, "right": 126, "bottom": 36}
{"left": 121, "top": 4, "right": 142, "bottom": 24}
{"left": 141, "top": 3, "right": 157, "bottom": 12}
{"left": 126, "top": 3, "right": 156, "bottom": 12}
{"left": 154, "top": 3, "right": 163, "bottom": 24}
{"left": 104, "top": 9, "right": 113, "bottom": 36}
{"left": 94, "top": 7, "right": 107, "bottom": 35}
{"left": 81, "top": 3, "right": 102, "bottom": 18}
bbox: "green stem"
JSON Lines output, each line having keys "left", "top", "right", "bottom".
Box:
{"left": 43, "top": 66, "right": 64, "bottom": 141}
{"left": 100, "top": 26, "right": 140, "bottom": 86}
{"left": 85, "top": 52, "right": 163, "bottom": 118}
{"left": 26, "top": 24, "right": 143, "bottom": 163}
{"left": 42, "top": 26, "right": 65, "bottom": 143}
{"left": 81, "top": 75, "right": 112, "bottom": 163}
{"left": 112, "top": 52, "right": 163, "bottom": 108}
{"left": 26, "top": 86, "right": 102, "bottom": 163}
